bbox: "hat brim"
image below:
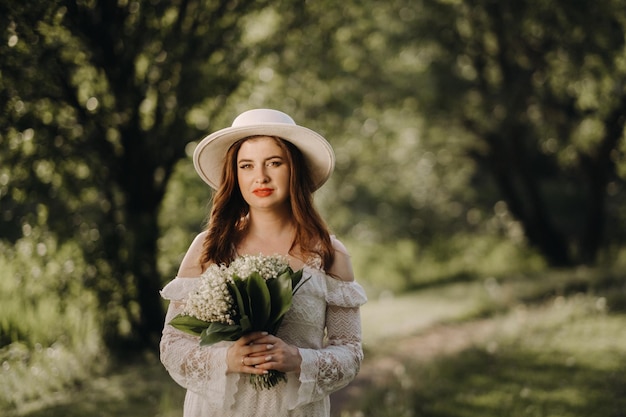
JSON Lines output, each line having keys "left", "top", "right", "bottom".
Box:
{"left": 193, "top": 123, "right": 335, "bottom": 191}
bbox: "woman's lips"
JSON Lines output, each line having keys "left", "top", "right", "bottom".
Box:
{"left": 252, "top": 188, "right": 274, "bottom": 197}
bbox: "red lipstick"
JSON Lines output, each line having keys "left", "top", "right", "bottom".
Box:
{"left": 253, "top": 188, "right": 274, "bottom": 197}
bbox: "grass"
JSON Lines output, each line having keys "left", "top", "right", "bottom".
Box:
{"left": 2, "top": 355, "right": 185, "bottom": 417}
{"left": 0, "top": 237, "right": 104, "bottom": 412}
{"left": 2, "top": 265, "right": 625, "bottom": 417}
{"left": 349, "top": 302, "right": 626, "bottom": 417}
{"left": 339, "top": 270, "right": 626, "bottom": 417}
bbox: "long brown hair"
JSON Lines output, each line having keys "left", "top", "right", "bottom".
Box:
{"left": 200, "top": 136, "right": 334, "bottom": 270}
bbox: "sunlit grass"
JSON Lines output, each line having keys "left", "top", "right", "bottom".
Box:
{"left": 347, "top": 288, "right": 626, "bottom": 417}
{"left": 7, "top": 356, "right": 185, "bottom": 417}
{"left": 0, "top": 236, "right": 103, "bottom": 412}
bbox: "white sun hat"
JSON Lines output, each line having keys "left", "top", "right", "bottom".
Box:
{"left": 193, "top": 108, "right": 335, "bottom": 190}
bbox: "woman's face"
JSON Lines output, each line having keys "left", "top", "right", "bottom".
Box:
{"left": 236, "top": 136, "right": 291, "bottom": 210}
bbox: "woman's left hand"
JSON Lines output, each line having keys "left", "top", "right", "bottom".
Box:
{"left": 247, "top": 333, "right": 302, "bottom": 374}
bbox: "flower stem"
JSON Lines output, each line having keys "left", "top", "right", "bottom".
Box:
{"left": 250, "top": 370, "right": 287, "bottom": 390}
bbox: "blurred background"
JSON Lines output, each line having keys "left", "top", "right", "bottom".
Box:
{"left": 1, "top": 1, "right": 625, "bottom": 416}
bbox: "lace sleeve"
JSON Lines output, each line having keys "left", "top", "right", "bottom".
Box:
{"left": 159, "top": 279, "right": 240, "bottom": 408}
{"left": 290, "top": 279, "right": 367, "bottom": 407}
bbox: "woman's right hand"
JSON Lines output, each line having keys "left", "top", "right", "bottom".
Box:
{"left": 226, "top": 332, "right": 275, "bottom": 375}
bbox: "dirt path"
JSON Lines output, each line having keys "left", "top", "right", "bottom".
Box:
{"left": 330, "top": 319, "right": 499, "bottom": 416}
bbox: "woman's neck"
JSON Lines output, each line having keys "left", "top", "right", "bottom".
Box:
{"left": 238, "top": 209, "right": 302, "bottom": 266}
{"left": 247, "top": 210, "right": 294, "bottom": 242}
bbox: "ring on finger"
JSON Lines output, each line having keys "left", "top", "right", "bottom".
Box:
{"left": 241, "top": 356, "right": 245, "bottom": 366}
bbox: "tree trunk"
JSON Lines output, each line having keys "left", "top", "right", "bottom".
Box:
{"left": 96, "top": 197, "right": 165, "bottom": 351}
{"left": 114, "top": 126, "right": 171, "bottom": 350}
{"left": 579, "top": 95, "right": 626, "bottom": 264}
{"left": 126, "top": 206, "right": 165, "bottom": 348}
{"left": 485, "top": 130, "right": 572, "bottom": 267}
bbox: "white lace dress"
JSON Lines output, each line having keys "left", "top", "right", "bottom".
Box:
{"left": 159, "top": 261, "right": 367, "bottom": 417}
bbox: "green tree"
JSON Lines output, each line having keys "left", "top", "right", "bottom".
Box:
{"left": 245, "top": 0, "right": 626, "bottom": 269}
{"left": 0, "top": 0, "right": 276, "bottom": 349}
{"left": 239, "top": 1, "right": 501, "bottom": 247}
{"left": 384, "top": 0, "right": 626, "bottom": 266}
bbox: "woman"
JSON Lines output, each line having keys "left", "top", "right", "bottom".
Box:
{"left": 160, "top": 108, "right": 367, "bottom": 417}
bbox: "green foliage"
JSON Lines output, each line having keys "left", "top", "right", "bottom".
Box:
{"left": 2, "top": 0, "right": 626, "bottom": 411}
{"left": 0, "top": 233, "right": 103, "bottom": 410}
{"left": 166, "top": 315, "right": 212, "bottom": 338}
{"left": 157, "top": 158, "right": 209, "bottom": 280}
{"left": 237, "top": 0, "right": 626, "bottom": 266}
{"left": 3, "top": 0, "right": 626, "bottom": 360}
{"left": 347, "top": 234, "right": 545, "bottom": 297}
{"left": 384, "top": 0, "right": 626, "bottom": 265}
{"left": 1, "top": 0, "right": 291, "bottom": 348}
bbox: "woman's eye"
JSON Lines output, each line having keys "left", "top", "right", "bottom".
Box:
{"left": 267, "top": 160, "right": 282, "bottom": 167}
{"left": 239, "top": 163, "right": 252, "bottom": 169}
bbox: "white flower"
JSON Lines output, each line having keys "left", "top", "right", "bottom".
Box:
{"left": 229, "top": 254, "right": 289, "bottom": 280}
{"left": 183, "top": 263, "right": 236, "bottom": 325}
{"left": 181, "top": 255, "right": 290, "bottom": 325}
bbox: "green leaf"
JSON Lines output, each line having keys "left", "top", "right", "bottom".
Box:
{"left": 290, "top": 268, "right": 304, "bottom": 289}
{"left": 266, "top": 272, "right": 295, "bottom": 331}
{"left": 168, "top": 314, "right": 211, "bottom": 337}
{"left": 200, "top": 322, "right": 243, "bottom": 346}
{"left": 246, "top": 272, "right": 271, "bottom": 331}
{"left": 228, "top": 276, "right": 252, "bottom": 333}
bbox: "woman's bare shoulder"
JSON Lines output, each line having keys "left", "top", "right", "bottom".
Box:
{"left": 327, "top": 237, "right": 355, "bottom": 282}
{"left": 177, "top": 231, "right": 208, "bottom": 277}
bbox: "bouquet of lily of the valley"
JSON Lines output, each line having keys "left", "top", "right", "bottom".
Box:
{"left": 169, "top": 254, "right": 306, "bottom": 389}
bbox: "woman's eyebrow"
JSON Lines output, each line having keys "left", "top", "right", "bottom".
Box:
{"left": 237, "top": 155, "right": 284, "bottom": 163}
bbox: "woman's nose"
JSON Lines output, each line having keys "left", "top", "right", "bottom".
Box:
{"left": 255, "top": 167, "right": 269, "bottom": 183}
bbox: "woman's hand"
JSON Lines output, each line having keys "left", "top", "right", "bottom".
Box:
{"left": 226, "top": 332, "right": 302, "bottom": 375}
